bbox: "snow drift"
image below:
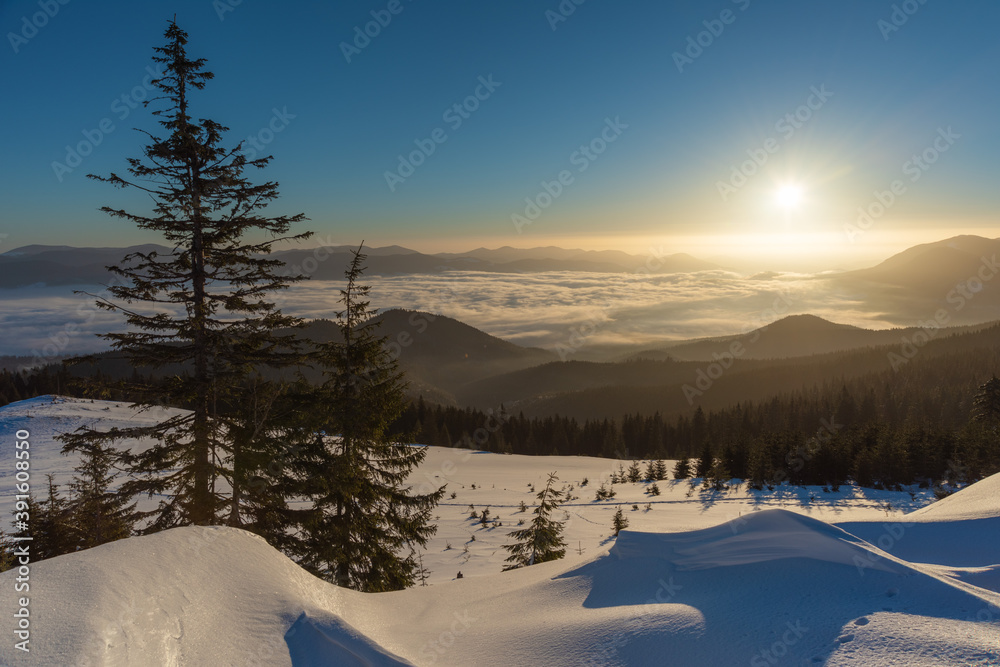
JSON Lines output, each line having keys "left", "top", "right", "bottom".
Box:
{"left": 1, "top": 397, "right": 998, "bottom": 665}
{"left": 908, "top": 471, "right": 1000, "bottom": 522}
{"left": 2, "top": 509, "right": 997, "bottom": 665}
{"left": 0, "top": 527, "right": 414, "bottom": 666}
{"left": 837, "top": 472, "right": 1000, "bottom": 570}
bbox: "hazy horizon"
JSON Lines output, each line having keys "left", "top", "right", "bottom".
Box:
{"left": 7, "top": 227, "right": 995, "bottom": 275}
{"left": 2, "top": 1, "right": 997, "bottom": 273}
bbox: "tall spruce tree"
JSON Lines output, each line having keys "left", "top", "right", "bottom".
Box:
{"left": 60, "top": 21, "right": 310, "bottom": 530}
{"left": 287, "top": 245, "right": 444, "bottom": 592}
{"left": 503, "top": 471, "right": 567, "bottom": 570}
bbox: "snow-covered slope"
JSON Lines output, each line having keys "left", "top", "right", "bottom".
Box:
{"left": 0, "top": 511, "right": 996, "bottom": 666}
{"left": 1, "top": 396, "right": 945, "bottom": 584}
{"left": 0, "top": 527, "right": 414, "bottom": 666}
{"left": 836, "top": 471, "right": 1000, "bottom": 584}
{"left": 0, "top": 396, "right": 997, "bottom": 665}
{"left": 0, "top": 395, "right": 184, "bottom": 517}
{"left": 907, "top": 471, "right": 1000, "bottom": 522}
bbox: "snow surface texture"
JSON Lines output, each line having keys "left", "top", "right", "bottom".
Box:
{"left": 0, "top": 397, "right": 998, "bottom": 666}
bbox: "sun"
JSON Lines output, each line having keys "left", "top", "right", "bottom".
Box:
{"left": 776, "top": 184, "right": 803, "bottom": 208}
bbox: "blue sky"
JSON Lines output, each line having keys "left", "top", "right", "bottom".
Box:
{"left": 1, "top": 0, "right": 997, "bottom": 266}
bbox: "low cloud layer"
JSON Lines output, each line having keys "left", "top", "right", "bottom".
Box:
{"left": 0, "top": 271, "right": 907, "bottom": 362}
{"left": 359, "top": 271, "right": 898, "bottom": 351}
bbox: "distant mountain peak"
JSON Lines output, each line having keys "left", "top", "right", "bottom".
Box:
{"left": 765, "top": 314, "right": 861, "bottom": 331}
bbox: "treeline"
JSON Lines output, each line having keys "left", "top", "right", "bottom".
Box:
{"left": 0, "top": 366, "right": 73, "bottom": 407}
{"left": 396, "top": 377, "right": 1000, "bottom": 489}
{"left": 6, "top": 358, "right": 1000, "bottom": 493}
{"left": 0, "top": 365, "right": 153, "bottom": 411}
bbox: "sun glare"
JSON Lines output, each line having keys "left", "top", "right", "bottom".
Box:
{"left": 776, "top": 184, "right": 803, "bottom": 208}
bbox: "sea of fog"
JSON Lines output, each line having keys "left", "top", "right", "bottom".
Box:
{"left": 0, "top": 270, "right": 900, "bottom": 361}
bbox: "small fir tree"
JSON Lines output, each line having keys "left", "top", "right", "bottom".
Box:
{"left": 595, "top": 483, "right": 616, "bottom": 500}
{"left": 503, "top": 472, "right": 567, "bottom": 570}
{"left": 612, "top": 506, "right": 629, "bottom": 536}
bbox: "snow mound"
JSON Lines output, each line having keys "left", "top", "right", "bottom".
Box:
{"left": 1, "top": 513, "right": 998, "bottom": 665}
{"left": 0, "top": 526, "right": 413, "bottom": 666}
{"left": 549, "top": 509, "right": 999, "bottom": 665}
{"left": 837, "top": 473, "right": 1000, "bottom": 569}
{"left": 611, "top": 508, "right": 899, "bottom": 572}
{"left": 908, "top": 471, "right": 1000, "bottom": 522}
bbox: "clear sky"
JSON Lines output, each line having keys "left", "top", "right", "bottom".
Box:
{"left": 1, "top": 0, "right": 996, "bottom": 268}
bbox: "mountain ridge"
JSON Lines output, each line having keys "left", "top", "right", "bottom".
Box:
{"left": 0, "top": 243, "right": 721, "bottom": 288}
